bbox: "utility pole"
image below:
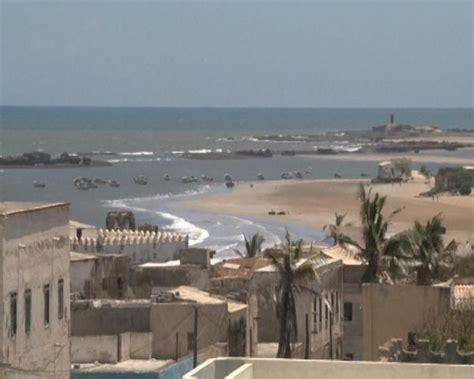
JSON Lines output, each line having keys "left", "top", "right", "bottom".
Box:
{"left": 193, "top": 307, "right": 198, "bottom": 368}
{"left": 305, "top": 313, "right": 310, "bottom": 359}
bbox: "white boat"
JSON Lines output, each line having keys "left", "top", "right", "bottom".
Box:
{"left": 182, "top": 176, "right": 199, "bottom": 184}
{"left": 281, "top": 172, "right": 293, "bottom": 180}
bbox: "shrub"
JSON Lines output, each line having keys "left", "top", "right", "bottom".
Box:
{"left": 458, "top": 182, "right": 472, "bottom": 196}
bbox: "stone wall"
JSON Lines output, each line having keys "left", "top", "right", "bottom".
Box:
{"left": 131, "top": 265, "right": 210, "bottom": 298}
{"left": 70, "top": 253, "right": 129, "bottom": 299}
{"left": 379, "top": 338, "right": 474, "bottom": 364}
{"left": 71, "top": 229, "right": 188, "bottom": 265}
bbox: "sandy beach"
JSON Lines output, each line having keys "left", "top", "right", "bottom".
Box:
{"left": 300, "top": 151, "right": 474, "bottom": 165}
{"left": 179, "top": 175, "right": 474, "bottom": 245}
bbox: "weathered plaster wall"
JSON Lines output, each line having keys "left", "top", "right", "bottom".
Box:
{"left": 0, "top": 204, "right": 70, "bottom": 378}
{"left": 362, "top": 284, "right": 451, "bottom": 361}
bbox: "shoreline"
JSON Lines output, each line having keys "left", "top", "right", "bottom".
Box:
{"left": 178, "top": 177, "right": 474, "bottom": 244}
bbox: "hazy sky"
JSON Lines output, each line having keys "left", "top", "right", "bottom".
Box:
{"left": 1, "top": 0, "right": 472, "bottom": 107}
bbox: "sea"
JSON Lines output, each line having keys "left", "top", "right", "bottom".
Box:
{"left": 1, "top": 106, "right": 472, "bottom": 257}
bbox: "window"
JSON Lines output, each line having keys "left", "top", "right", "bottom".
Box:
{"left": 24, "top": 289, "right": 32, "bottom": 334}
{"left": 343, "top": 302, "right": 353, "bottom": 322}
{"left": 312, "top": 296, "right": 318, "bottom": 332}
{"left": 324, "top": 295, "right": 329, "bottom": 329}
{"left": 10, "top": 292, "right": 17, "bottom": 336}
{"left": 43, "top": 284, "right": 50, "bottom": 326}
{"left": 117, "top": 277, "right": 123, "bottom": 299}
{"left": 187, "top": 332, "right": 195, "bottom": 351}
{"left": 344, "top": 353, "right": 354, "bottom": 361}
{"left": 318, "top": 296, "right": 322, "bottom": 327}
{"left": 58, "top": 279, "right": 64, "bottom": 320}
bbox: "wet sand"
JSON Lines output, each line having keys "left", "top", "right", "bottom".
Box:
{"left": 179, "top": 175, "right": 474, "bottom": 244}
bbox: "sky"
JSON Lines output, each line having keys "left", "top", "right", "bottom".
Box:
{"left": 1, "top": 0, "right": 472, "bottom": 108}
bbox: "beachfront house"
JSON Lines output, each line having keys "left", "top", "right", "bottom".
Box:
{"left": 376, "top": 158, "right": 412, "bottom": 182}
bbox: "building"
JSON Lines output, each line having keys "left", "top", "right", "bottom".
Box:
{"left": 129, "top": 248, "right": 214, "bottom": 298}
{"left": 70, "top": 251, "right": 129, "bottom": 299}
{"left": 183, "top": 357, "right": 473, "bottom": 379}
{"left": 321, "top": 245, "right": 365, "bottom": 360}
{"left": 0, "top": 202, "right": 71, "bottom": 378}
{"left": 71, "top": 286, "right": 252, "bottom": 364}
{"left": 71, "top": 228, "right": 189, "bottom": 265}
{"left": 210, "top": 252, "right": 344, "bottom": 359}
{"left": 375, "top": 158, "right": 412, "bottom": 182}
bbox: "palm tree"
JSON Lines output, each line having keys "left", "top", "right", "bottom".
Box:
{"left": 267, "top": 231, "right": 317, "bottom": 358}
{"left": 333, "top": 183, "right": 407, "bottom": 283}
{"left": 323, "top": 212, "right": 351, "bottom": 245}
{"left": 406, "top": 215, "right": 457, "bottom": 285}
{"left": 234, "top": 233, "right": 264, "bottom": 258}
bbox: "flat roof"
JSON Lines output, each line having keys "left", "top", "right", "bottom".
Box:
{"left": 0, "top": 201, "right": 68, "bottom": 216}
{"left": 321, "top": 245, "right": 364, "bottom": 265}
{"left": 70, "top": 251, "right": 98, "bottom": 261}
{"left": 73, "top": 359, "right": 173, "bottom": 373}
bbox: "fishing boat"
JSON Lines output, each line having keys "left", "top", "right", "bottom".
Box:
{"left": 225, "top": 180, "right": 235, "bottom": 188}
{"left": 201, "top": 175, "right": 214, "bottom": 182}
{"left": 133, "top": 175, "right": 148, "bottom": 185}
{"left": 108, "top": 180, "right": 120, "bottom": 187}
{"left": 33, "top": 181, "right": 46, "bottom": 188}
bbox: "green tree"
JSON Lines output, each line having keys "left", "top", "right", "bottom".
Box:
{"left": 405, "top": 215, "right": 456, "bottom": 285}
{"left": 234, "top": 233, "right": 264, "bottom": 258}
{"left": 267, "top": 232, "right": 317, "bottom": 358}
{"left": 324, "top": 212, "right": 352, "bottom": 245}
{"left": 333, "top": 184, "right": 408, "bottom": 283}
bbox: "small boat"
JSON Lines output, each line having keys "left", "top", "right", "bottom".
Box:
{"left": 201, "top": 175, "right": 214, "bottom": 182}
{"left": 33, "top": 181, "right": 46, "bottom": 188}
{"left": 334, "top": 173, "right": 342, "bottom": 179}
{"left": 257, "top": 174, "right": 265, "bottom": 180}
{"left": 133, "top": 175, "right": 148, "bottom": 185}
{"left": 182, "top": 176, "right": 199, "bottom": 184}
{"left": 294, "top": 171, "right": 303, "bottom": 179}
{"left": 93, "top": 178, "right": 107, "bottom": 185}
{"left": 224, "top": 174, "right": 232, "bottom": 182}
{"left": 164, "top": 175, "right": 170, "bottom": 181}
{"left": 281, "top": 173, "right": 293, "bottom": 180}
{"left": 108, "top": 180, "right": 120, "bottom": 187}
{"left": 225, "top": 180, "right": 235, "bottom": 188}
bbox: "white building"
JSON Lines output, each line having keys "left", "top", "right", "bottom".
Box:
{"left": 0, "top": 202, "right": 71, "bottom": 379}
{"left": 71, "top": 228, "right": 189, "bottom": 265}
{"left": 376, "top": 158, "right": 412, "bottom": 181}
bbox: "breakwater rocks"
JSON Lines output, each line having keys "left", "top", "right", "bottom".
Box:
{"left": 0, "top": 152, "right": 112, "bottom": 168}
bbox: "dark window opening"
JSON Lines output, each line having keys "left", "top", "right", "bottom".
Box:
{"left": 343, "top": 302, "right": 353, "bottom": 322}
{"left": 344, "top": 353, "right": 354, "bottom": 361}
{"left": 187, "top": 332, "right": 195, "bottom": 351}
{"left": 43, "top": 284, "right": 50, "bottom": 326}
{"left": 10, "top": 292, "right": 17, "bottom": 336}
{"left": 58, "top": 279, "right": 64, "bottom": 320}
{"left": 24, "top": 289, "right": 32, "bottom": 334}
{"left": 117, "top": 277, "right": 123, "bottom": 299}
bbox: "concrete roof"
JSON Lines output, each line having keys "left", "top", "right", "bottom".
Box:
{"left": 321, "top": 245, "right": 364, "bottom": 265}
{"left": 212, "top": 258, "right": 272, "bottom": 279}
{"left": 0, "top": 201, "right": 68, "bottom": 216}
{"left": 256, "top": 253, "right": 336, "bottom": 272}
{"left": 167, "top": 286, "right": 225, "bottom": 305}
{"left": 73, "top": 359, "right": 173, "bottom": 373}
{"left": 163, "top": 286, "right": 247, "bottom": 313}
{"left": 70, "top": 251, "right": 98, "bottom": 261}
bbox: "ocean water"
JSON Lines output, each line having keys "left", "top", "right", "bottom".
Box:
{"left": 1, "top": 106, "right": 472, "bottom": 256}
